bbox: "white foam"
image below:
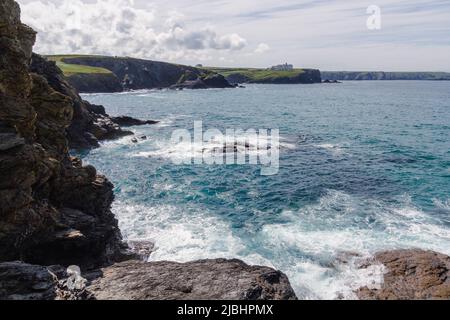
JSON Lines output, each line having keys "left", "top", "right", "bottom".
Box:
{"left": 314, "top": 143, "right": 346, "bottom": 156}
{"left": 259, "top": 190, "right": 450, "bottom": 298}
{"left": 112, "top": 201, "right": 272, "bottom": 267}
{"left": 112, "top": 190, "right": 450, "bottom": 300}
{"left": 133, "top": 133, "right": 295, "bottom": 162}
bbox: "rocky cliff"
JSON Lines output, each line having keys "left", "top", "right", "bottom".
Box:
{"left": 321, "top": 71, "right": 450, "bottom": 81}
{"left": 208, "top": 68, "right": 322, "bottom": 85}
{"left": 0, "top": 0, "right": 128, "bottom": 268}
{"left": 60, "top": 56, "right": 233, "bottom": 92}
{"left": 0, "top": 0, "right": 298, "bottom": 301}
{"left": 30, "top": 54, "right": 136, "bottom": 149}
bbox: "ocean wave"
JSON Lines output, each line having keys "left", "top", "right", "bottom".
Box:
{"left": 133, "top": 134, "right": 296, "bottom": 161}
{"left": 112, "top": 201, "right": 272, "bottom": 267}
{"left": 260, "top": 190, "right": 450, "bottom": 299}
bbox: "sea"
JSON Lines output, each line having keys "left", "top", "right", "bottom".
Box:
{"left": 79, "top": 81, "right": 450, "bottom": 299}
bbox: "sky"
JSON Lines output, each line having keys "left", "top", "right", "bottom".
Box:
{"left": 16, "top": 0, "right": 450, "bottom": 71}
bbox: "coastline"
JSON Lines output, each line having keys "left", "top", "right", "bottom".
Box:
{"left": 1, "top": 0, "right": 449, "bottom": 301}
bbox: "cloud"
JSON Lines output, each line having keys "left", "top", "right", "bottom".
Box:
{"left": 16, "top": 0, "right": 450, "bottom": 70}
{"left": 254, "top": 43, "right": 270, "bottom": 54}
{"left": 18, "top": 0, "right": 247, "bottom": 62}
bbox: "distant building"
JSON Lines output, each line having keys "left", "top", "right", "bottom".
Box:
{"left": 270, "top": 63, "right": 293, "bottom": 71}
{"left": 195, "top": 64, "right": 203, "bottom": 68}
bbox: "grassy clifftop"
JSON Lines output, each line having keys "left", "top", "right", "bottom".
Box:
{"left": 43, "top": 55, "right": 233, "bottom": 92}
{"left": 46, "top": 55, "right": 113, "bottom": 76}
{"left": 205, "top": 67, "right": 321, "bottom": 84}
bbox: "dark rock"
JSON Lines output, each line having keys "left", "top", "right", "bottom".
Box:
{"left": 66, "top": 73, "right": 123, "bottom": 94}
{"left": 322, "top": 79, "right": 342, "bottom": 84}
{"left": 30, "top": 54, "right": 133, "bottom": 149}
{"left": 0, "top": 262, "right": 89, "bottom": 300}
{"left": 0, "top": 0, "right": 126, "bottom": 268}
{"left": 61, "top": 56, "right": 233, "bottom": 92}
{"left": 86, "top": 259, "right": 298, "bottom": 300}
{"left": 357, "top": 250, "right": 450, "bottom": 300}
{"left": 111, "top": 116, "right": 159, "bottom": 127}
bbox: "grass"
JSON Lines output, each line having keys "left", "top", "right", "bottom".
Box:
{"left": 204, "top": 67, "right": 306, "bottom": 81}
{"left": 46, "top": 55, "right": 112, "bottom": 76}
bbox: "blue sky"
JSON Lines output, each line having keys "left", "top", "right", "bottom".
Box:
{"left": 17, "top": 0, "right": 450, "bottom": 71}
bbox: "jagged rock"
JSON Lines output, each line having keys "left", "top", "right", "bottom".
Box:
{"left": 0, "top": 0, "right": 126, "bottom": 268}
{"left": 86, "top": 259, "right": 298, "bottom": 300}
{"left": 111, "top": 116, "right": 159, "bottom": 127}
{"left": 357, "top": 250, "right": 450, "bottom": 300}
{"left": 0, "top": 260, "right": 297, "bottom": 301}
{"left": 59, "top": 56, "right": 233, "bottom": 92}
{"left": 30, "top": 54, "right": 133, "bottom": 149}
{"left": 0, "top": 262, "right": 90, "bottom": 300}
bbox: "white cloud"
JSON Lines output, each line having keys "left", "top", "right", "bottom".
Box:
{"left": 255, "top": 43, "right": 270, "bottom": 54}
{"left": 18, "top": 0, "right": 247, "bottom": 62}
{"left": 16, "top": 0, "right": 450, "bottom": 70}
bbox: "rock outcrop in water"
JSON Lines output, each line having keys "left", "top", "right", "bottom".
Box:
{"left": 357, "top": 250, "right": 450, "bottom": 300}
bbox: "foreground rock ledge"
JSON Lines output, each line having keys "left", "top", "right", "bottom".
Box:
{"left": 88, "top": 259, "right": 297, "bottom": 300}
{"left": 0, "top": 259, "right": 298, "bottom": 300}
{"left": 357, "top": 249, "right": 450, "bottom": 300}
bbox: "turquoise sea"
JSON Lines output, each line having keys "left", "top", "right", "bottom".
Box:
{"left": 80, "top": 81, "right": 450, "bottom": 299}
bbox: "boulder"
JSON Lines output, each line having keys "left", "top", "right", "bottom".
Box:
{"left": 357, "top": 250, "right": 450, "bottom": 300}
{"left": 86, "top": 259, "right": 298, "bottom": 300}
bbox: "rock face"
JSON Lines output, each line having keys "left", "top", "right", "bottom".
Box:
{"left": 0, "top": 260, "right": 298, "bottom": 301}
{"left": 224, "top": 69, "right": 322, "bottom": 85}
{"left": 0, "top": 0, "right": 126, "bottom": 268}
{"left": 0, "top": 261, "right": 89, "bottom": 300}
{"left": 357, "top": 250, "right": 450, "bottom": 300}
{"left": 64, "top": 73, "right": 123, "bottom": 93}
{"left": 30, "top": 54, "right": 134, "bottom": 149}
{"left": 87, "top": 259, "right": 298, "bottom": 300}
{"left": 61, "top": 56, "right": 233, "bottom": 92}
{"left": 321, "top": 71, "right": 450, "bottom": 81}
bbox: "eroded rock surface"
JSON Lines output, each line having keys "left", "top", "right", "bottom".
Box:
{"left": 0, "top": 0, "right": 126, "bottom": 268}
{"left": 86, "top": 259, "right": 297, "bottom": 300}
{"left": 357, "top": 250, "right": 450, "bottom": 300}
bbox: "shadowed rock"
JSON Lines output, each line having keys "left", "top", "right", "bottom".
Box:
{"left": 111, "top": 116, "right": 159, "bottom": 127}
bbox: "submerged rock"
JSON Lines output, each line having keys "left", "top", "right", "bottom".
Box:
{"left": 357, "top": 250, "right": 450, "bottom": 300}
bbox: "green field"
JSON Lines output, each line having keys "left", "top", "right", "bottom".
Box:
{"left": 205, "top": 67, "right": 306, "bottom": 82}
{"left": 46, "top": 55, "right": 112, "bottom": 76}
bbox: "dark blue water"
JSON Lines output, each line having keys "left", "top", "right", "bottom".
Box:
{"left": 81, "top": 81, "right": 450, "bottom": 299}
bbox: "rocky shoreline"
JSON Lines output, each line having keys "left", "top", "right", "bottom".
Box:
{"left": 0, "top": 0, "right": 297, "bottom": 300}
{"left": 60, "top": 56, "right": 234, "bottom": 93}
{"left": 1, "top": 0, "right": 449, "bottom": 301}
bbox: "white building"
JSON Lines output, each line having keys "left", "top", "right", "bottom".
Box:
{"left": 270, "top": 63, "right": 294, "bottom": 71}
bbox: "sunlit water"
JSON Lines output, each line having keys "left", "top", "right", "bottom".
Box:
{"left": 79, "top": 81, "right": 450, "bottom": 299}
